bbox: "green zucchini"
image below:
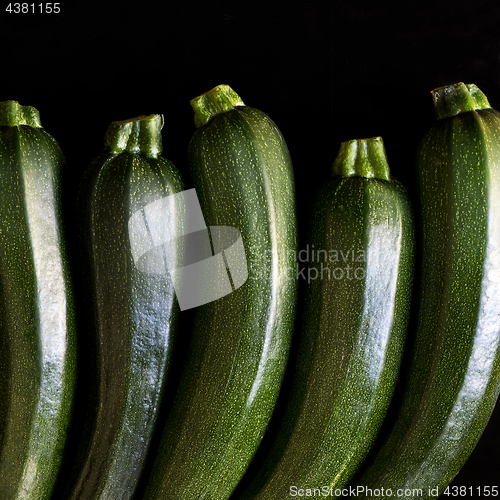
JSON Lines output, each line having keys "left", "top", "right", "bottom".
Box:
{"left": 59, "top": 114, "right": 183, "bottom": 499}
{"left": 0, "top": 101, "right": 76, "bottom": 499}
{"left": 143, "top": 84, "right": 298, "bottom": 499}
{"left": 354, "top": 83, "right": 500, "bottom": 499}
{"left": 232, "top": 137, "right": 415, "bottom": 499}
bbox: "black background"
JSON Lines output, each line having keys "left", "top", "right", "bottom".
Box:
{"left": 2, "top": 0, "right": 500, "bottom": 495}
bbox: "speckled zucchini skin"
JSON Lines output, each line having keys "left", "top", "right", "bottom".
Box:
{"left": 59, "top": 115, "right": 183, "bottom": 499}
{"left": 143, "top": 85, "right": 298, "bottom": 499}
{"left": 354, "top": 83, "right": 500, "bottom": 499}
{"left": 0, "top": 101, "right": 76, "bottom": 499}
{"left": 232, "top": 137, "right": 414, "bottom": 500}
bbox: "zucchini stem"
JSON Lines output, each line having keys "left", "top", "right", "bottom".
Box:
{"left": 332, "top": 136, "right": 391, "bottom": 181}
{"left": 190, "top": 84, "right": 245, "bottom": 128}
{"left": 104, "top": 114, "right": 163, "bottom": 158}
{"left": 0, "top": 100, "right": 42, "bottom": 128}
{"left": 432, "top": 82, "right": 491, "bottom": 120}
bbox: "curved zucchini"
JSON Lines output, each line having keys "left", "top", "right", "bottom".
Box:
{"left": 60, "top": 114, "right": 183, "bottom": 499}
{"left": 0, "top": 101, "right": 76, "bottom": 499}
{"left": 232, "top": 137, "right": 415, "bottom": 499}
{"left": 143, "top": 84, "right": 298, "bottom": 499}
{"left": 354, "top": 83, "right": 500, "bottom": 498}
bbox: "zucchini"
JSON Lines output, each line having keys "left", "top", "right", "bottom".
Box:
{"left": 0, "top": 101, "right": 76, "bottom": 499}
{"left": 232, "top": 137, "right": 415, "bottom": 499}
{"left": 143, "top": 84, "right": 298, "bottom": 499}
{"left": 354, "top": 83, "right": 500, "bottom": 498}
{"left": 59, "top": 114, "right": 183, "bottom": 499}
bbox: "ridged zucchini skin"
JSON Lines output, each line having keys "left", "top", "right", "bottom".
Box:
{"left": 0, "top": 101, "right": 76, "bottom": 499}
{"left": 354, "top": 83, "right": 500, "bottom": 499}
{"left": 232, "top": 137, "right": 415, "bottom": 500}
{"left": 143, "top": 84, "right": 298, "bottom": 499}
{"left": 60, "top": 115, "right": 183, "bottom": 499}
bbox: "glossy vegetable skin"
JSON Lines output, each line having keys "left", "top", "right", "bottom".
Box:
{"left": 354, "top": 83, "right": 500, "bottom": 499}
{"left": 143, "top": 84, "right": 298, "bottom": 499}
{"left": 0, "top": 100, "right": 76, "bottom": 499}
{"left": 232, "top": 137, "right": 414, "bottom": 499}
{"left": 57, "top": 114, "right": 183, "bottom": 499}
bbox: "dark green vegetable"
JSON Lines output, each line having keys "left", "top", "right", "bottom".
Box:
{"left": 143, "top": 84, "right": 298, "bottom": 499}
{"left": 61, "top": 114, "right": 183, "bottom": 499}
{"left": 232, "top": 136, "right": 414, "bottom": 499}
{"left": 354, "top": 83, "right": 500, "bottom": 499}
{"left": 0, "top": 100, "right": 76, "bottom": 499}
